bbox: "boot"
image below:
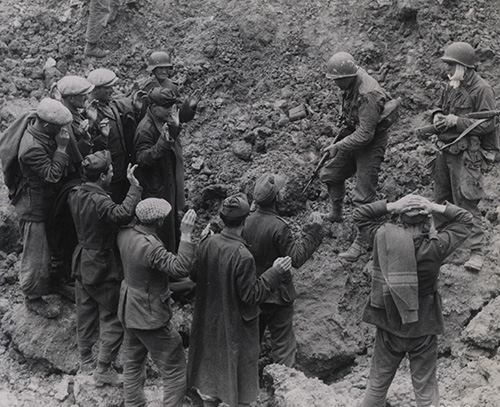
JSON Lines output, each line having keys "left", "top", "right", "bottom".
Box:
{"left": 339, "top": 235, "right": 367, "bottom": 262}
{"left": 464, "top": 252, "right": 483, "bottom": 272}
{"left": 79, "top": 353, "right": 96, "bottom": 374}
{"left": 93, "top": 362, "right": 123, "bottom": 387}
{"left": 25, "top": 297, "right": 61, "bottom": 319}
{"left": 84, "top": 42, "right": 110, "bottom": 58}
{"left": 324, "top": 199, "right": 343, "bottom": 223}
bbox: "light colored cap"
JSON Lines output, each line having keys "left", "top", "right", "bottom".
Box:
{"left": 254, "top": 173, "right": 286, "bottom": 205}
{"left": 136, "top": 198, "right": 172, "bottom": 224}
{"left": 36, "top": 98, "right": 73, "bottom": 125}
{"left": 87, "top": 68, "right": 118, "bottom": 87}
{"left": 57, "top": 75, "right": 94, "bottom": 96}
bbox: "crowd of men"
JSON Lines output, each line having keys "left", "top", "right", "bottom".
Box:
{"left": 0, "top": 40, "right": 495, "bottom": 407}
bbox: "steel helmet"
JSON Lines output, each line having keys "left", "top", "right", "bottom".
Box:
{"left": 147, "top": 51, "right": 173, "bottom": 72}
{"left": 441, "top": 42, "right": 476, "bottom": 68}
{"left": 326, "top": 52, "right": 358, "bottom": 79}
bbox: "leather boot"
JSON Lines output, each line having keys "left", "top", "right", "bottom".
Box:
{"left": 324, "top": 199, "right": 343, "bottom": 222}
{"left": 339, "top": 234, "right": 367, "bottom": 262}
{"left": 84, "top": 42, "right": 110, "bottom": 58}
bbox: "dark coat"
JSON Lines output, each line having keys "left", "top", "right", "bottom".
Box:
{"left": 134, "top": 110, "right": 185, "bottom": 251}
{"left": 242, "top": 207, "right": 323, "bottom": 304}
{"left": 187, "top": 229, "right": 284, "bottom": 406}
{"left": 68, "top": 182, "right": 142, "bottom": 309}
{"left": 117, "top": 225, "right": 195, "bottom": 330}
{"left": 355, "top": 200, "right": 473, "bottom": 338}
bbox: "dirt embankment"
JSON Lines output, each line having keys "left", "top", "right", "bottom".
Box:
{"left": 0, "top": 0, "right": 500, "bottom": 406}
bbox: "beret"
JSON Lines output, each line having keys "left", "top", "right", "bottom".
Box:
{"left": 87, "top": 68, "right": 118, "bottom": 87}
{"left": 57, "top": 75, "right": 94, "bottom": 96}
{"left": 36, "top": 98, "right": 73, "bottom": 126}
{"left": 82, "top": 150, "right": 112, "bottom": 176}
{"left": 136, "top": 198, "right": 172, "bottom": 224}
{"left": 220, "top": 193, "right": 250, "bottom": 218}
{"left": 148, "top": 87, "right": 179, "bottom": 106}
{"left": 253, "top": 173, "right": 286, "bottom": 205}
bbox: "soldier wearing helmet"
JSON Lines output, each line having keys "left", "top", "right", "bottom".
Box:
{"left": 320, "top": 51, "right": 395, "bottom": 262}
{"left": 430, "top": 41, "right": 497, "bottom": 272}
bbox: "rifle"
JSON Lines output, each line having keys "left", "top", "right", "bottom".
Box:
{"left": 414, "top": 110, "right": 500, "bottom": 137}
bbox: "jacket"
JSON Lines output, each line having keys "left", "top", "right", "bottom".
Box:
{"left": 117, "top": 225, "right": 195, "bottom": 330}
{"left": 335, "top": 68, "right": 390, "bottom": 152}
{"left": 242, "top": 207, "right": 323, "bottom": 304}
{"left": 355, "top": 200, "right": 473, "bottom": 337}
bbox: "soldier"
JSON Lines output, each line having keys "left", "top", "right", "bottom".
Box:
{"left": 320, "top": 52, "right": 393, "bottom": 262}
{"left": 138, "top": 51, "right": 199, "bottom": 124}
{"left": 68, "top": 151, "right": 142, "bottom": 384}
{"left": 242, "top": 173, "right": 324, "bottom": 367}
{"left": 117, "top": 199, "right": 197, "bottom": 407}
{"left": 87, "top": 68, "right": 142, "bottom": 203}
{"left": 430, "top": 41, "right": 497, "bottom": 272}
{"left": 14, "top": 98, "right": 73, "bottom": 318}
{"left": 355, "top": 194, "right": 472, "bottom": 406}
{"left": 188, "top": 193, "right": 292, "bottom": 407}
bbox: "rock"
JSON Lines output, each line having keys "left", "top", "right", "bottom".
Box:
{"left": 191, "top": 157, "right": 204, "bottom": 171}
{"left": 73, "top": 374, "right": 123, "bottom": 407}
{"left": 462, "top": 296, "right": 500, "bottom": 350}
{"left": 53, "top": 376, "right": 71, "bottom": 401}
{"left": 288, "top": 105, "right": 307, "bottom": 122}
{"left": 232, "top": 141, "right": 253, "bottom": 161}
{"left": 0, "top": 204, "right": 20, "bottom": 253}
{"left": 0, "top": 298, "right": 9, "bottom": 317}
{"left": 2, "top": 302, "right": 78, "bottom": 374}
{"left": 263, "top": 364, "right": 356, "bottom": 407}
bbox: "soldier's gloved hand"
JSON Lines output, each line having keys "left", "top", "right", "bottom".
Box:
{"left": 443, "top": 114, "right": 458, "bottom": 128}
{"left": 55, "top": 128, "right": 70, "bottom": 151}
{"left": 322, "top": 143, "right": 338, "bottom": 158}
{"left": 126, "top": 164, "right": 140, "bottom": 187}
{"left": 307, "top": 211, "right": 323, "bottom": 225}
{"left": 180, "top": 209, "right": 197, "bottom": 241}
{"left": 433, "top": 113, "right": 447, "bottom": 132}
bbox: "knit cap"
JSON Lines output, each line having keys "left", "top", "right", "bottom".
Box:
{"left": 136, "top": 198, "right": 172, "bottom": 224}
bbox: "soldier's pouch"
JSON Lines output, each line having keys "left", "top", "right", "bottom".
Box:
{"left": 459, "top": 151, "right": 485, "bottom": 200}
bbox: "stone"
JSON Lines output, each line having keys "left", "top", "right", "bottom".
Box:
{"left": 0, "top": 204, "right": 20, "bottom": 253}
{"left": 232, "top": 141, "right": 252, "bottom": 161}
{"left": 191, "top": 157, "right": 204, "bottom": 171}
{"left": 0, "top": 298, "right": 9, "bottom": 317}
{"left": 2, "top": 301, "right": 79, "bottom": 374}
{"left": 53, "top": 376, "right": 71, "bottom": 401}
{"left": 73, "top": 374, "right": 123, "bottom": 407}
{"left": 462, "top": 296, "right": 500, "bottom": 350}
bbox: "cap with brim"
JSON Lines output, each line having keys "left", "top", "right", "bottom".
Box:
{"left": 149, "top": 88, "right": 179, "bottom": 106}
{"left": 57, "top": 75, "right": 94, "bottom": 96}
{"left": 87, "top": 68, "right": 118, "bottom": 88}
{"left": 82, "top": 150, "right": 112, "bottom": 177}
{"left": 254, "top": 173, "right": 286, "bottom": 206}
{"left": 136, "top": 198, "right": 172, "bottom": 224}
{"left": 36, "top": 97, "right": 73, "bottom": 126}
{"left": 220, "top": 193, "right": 250, "bottom": 219}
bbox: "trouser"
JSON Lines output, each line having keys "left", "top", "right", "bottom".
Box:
{"left": 19, "top": 220, "right": 52, "bottom": 299}
{"left": 433, "top": 151, "right": 483, "bottom": 252}
{"left": 75, "top": 280, "right": 123, "bottom": 364}
{"left": 85, "top": 0, "right": 115, "bottom": 44}
{"left": 123, "top": 324, "right": 186, "bottom": 407}
{"left": 361, "top": 328, "right": 439, "bottom": 407}
{"left": 259, "top": 303, "right": 296, "bottom": 367}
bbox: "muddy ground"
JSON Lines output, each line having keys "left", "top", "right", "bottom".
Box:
{"left": 0, "top": 0, "right": 499, "bottom": 405}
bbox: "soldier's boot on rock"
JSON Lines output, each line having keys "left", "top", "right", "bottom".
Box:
{"left": 79, "top": 353, "right": 96, "bottom": 374}
{"left": 464, "top": 252, "right": 483, "bottom": 272}
{"left": 84, "top": 42, "right": 110, "bottom": 58}
{"left": 339, "top": 235, "right": 367, "bottom": 262}
{"left": 25, "top": 297, "right": 61, "bottom": 319}
{"left": 93, "top": 362, "right": 123, "bottom": 387}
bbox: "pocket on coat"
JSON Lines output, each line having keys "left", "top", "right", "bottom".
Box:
{"left": 459, "top": 153, "right": 485, "bottom": 200}
{"left": 80, "top": 249, "right": 109, "bottom": 286}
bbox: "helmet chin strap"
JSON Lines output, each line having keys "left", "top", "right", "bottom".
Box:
{"left": 448, "top": 64, "right": 466, "bottom": 89}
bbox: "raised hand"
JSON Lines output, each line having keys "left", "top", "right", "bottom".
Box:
{"left": 180, "top": 209, "right": 197, "bottom": 236}
{"left": 55, "top": 128, "right": 70, "bottom": 151}
{"left": 273, "top": 256, "right": 292, "bottom": 272}
{"left": 126, "top": 163, "right": 140, "bottom": 187}
{"left": 307, "top": 211, "right": 323, "bottom": 225}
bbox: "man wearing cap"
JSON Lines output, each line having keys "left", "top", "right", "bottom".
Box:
{"left": 14, "top": 98, "right": 73, "bottom": 318}
{"left": 188, "top": 193, "right": 292, "bottom": 407}
{"left": 87, "top": 68, "right": 143, "bottom": 203}
{"left": 138, "top": 51, "right": 199, "bottom": 124}
{"left": 117, "top": 199, "right": 197, "bottom": 407}
{"left": 354, "top": 194, "right": 472, "bottom": 406}
{"left": 242, "top": 173, "right": 324, "bottom": 367}
{"left": 68, "top": 151, "right": 142, "bottom": 384}
{"left": 320, "top": 51, "right": 394, "bottom": 262}
{"left": 429, "top": 41, "right": 497, "bottom": 272}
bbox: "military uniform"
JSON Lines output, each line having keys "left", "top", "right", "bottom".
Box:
{"left": 242, "top": 207, "right": 323, "bottom": 366}
{"left": 117, "top": 224, "right": 195, "bottom": 407}
{"left": 432, "top": 69, "right": 497, "bottom": 254}
{"left": 68, "top": 180, "right": 142, "bottom": 366}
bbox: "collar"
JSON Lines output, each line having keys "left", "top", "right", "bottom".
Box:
{"left": 80, "top": 182, "right": 108, "bottom": 194}
{"left": 146, "top": 108, "right": 165, "bottom": 134}
{"left": 221, "top": 228, "right": 247, "bottom": 245}
{"left": 255, "top": 206, "right": 278, "bottom": 216}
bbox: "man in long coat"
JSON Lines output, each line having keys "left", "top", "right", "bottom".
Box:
{"left": 188, "top": 193, "right": 292, "bottom": 407}
{"left": 68, "top": 151, "right": 142, "bottom": 384}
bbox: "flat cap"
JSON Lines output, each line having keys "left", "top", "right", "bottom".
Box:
{"left": 57, "top": 75, "right": 94, "bottom": 96}
{"left": 87, "top": 68, "right": 118, "bottom": 87}
{"left": 220, "top": 193, "right": 250, "bottom": 218}
{"left": 36, "top": 98, "right": 73, "bottom": 126}
{"left": 82, "top": 150, "right": 112, "bottom": 177}
{"left": 254, "top": 173, "right": 286, "bottom": 205}
{"left": 136, "top": 198, "right": 172, "bottom": 224}
{"left": 148, "top": 87, "right": 179, "bottom": 106}
{"left": 400, "top": 207, "right": 430, "bottom": 225}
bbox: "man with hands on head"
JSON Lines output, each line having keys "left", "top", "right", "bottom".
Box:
{"left": 117, "top": 198, "right": 197, "bottom": 407}
{"left": 188, "top": 193, "right": 292, "bottom": 407}
{"left": 355, "top": 194, "right": 472, "bottom": 407}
